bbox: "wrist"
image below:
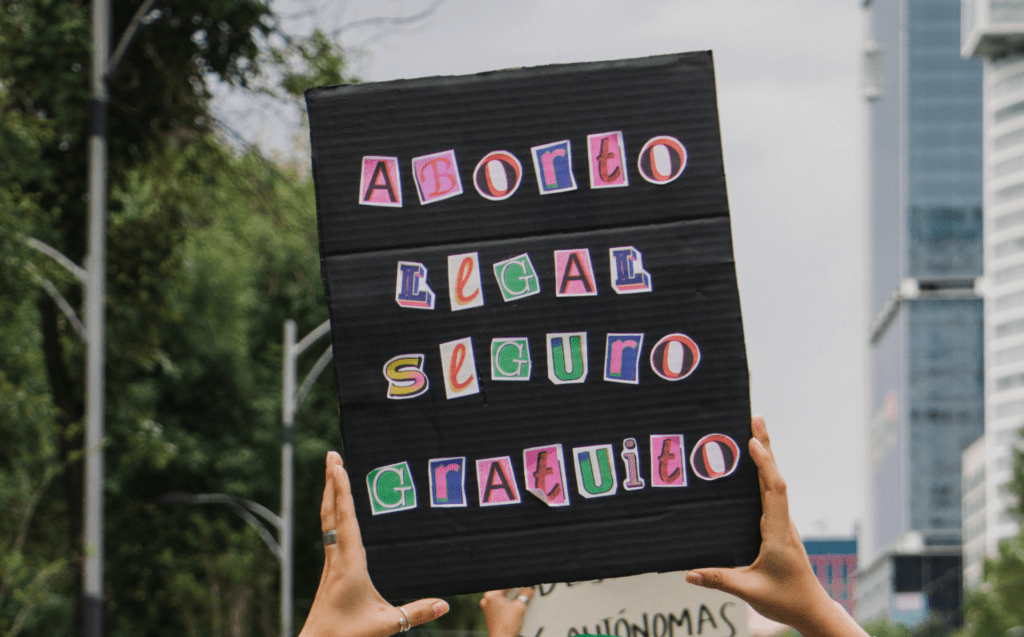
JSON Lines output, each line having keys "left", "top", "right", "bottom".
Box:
{"left": 791, "top": 588, "right": 866, "bottom": 637}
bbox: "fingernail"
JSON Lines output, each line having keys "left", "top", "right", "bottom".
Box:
{"left": 433, "top": 601, "right": 449, "bottom": 618}
{"left": 686, "top": 572, "right": 703, "bottom": 585}
{"left": 750, "top": 437, "right": 765, "bottom": 453}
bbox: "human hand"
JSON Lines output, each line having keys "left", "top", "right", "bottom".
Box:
{"left": 480, "top": 588, "right": 535, "bottom": 637}
{"left": 299, "top": 451, "right": 450, "bottom": 637}
{"left": 684, "top": 417, "right": 867, "bottom": 637}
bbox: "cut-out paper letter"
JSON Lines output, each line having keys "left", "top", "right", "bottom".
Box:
{"left": 367, "top": 461, "right": 417, "bottom": 514}
{"left": 620, "top": 438, "right": 646, "bottom": 491}
{"left": 491, "top": 337, "right": 531, "bottom": 381}
{"left": 546, "top": 332, "right": 588, "bottom": 385}
{"left": 412, "top": 150, "right": 463, "bottom": 204}
{"left": 649, "top": 333, "right": 701, "bottom": 381}
{"left": 382, "top": 354, "right": 429, "bottom": 400}
{"left": 359, "top": 156, "right": 402, "bottom": 207}
{"left": 650, "top": 435, "right": 687, "bottom": 487}
{"left": 474, "top": 151, "right": 523, "bottom": 201}
{"left": 587, "top": 131, "right": 628, "bottom": 189}
{"left": 439, "top": 337, "right": 480, "bottom": 399}
{"left": 429, "top": 457, "right": 467, "bottom": 508}
{"left": 690, "top": 434, "right": 741, "bottom": 481}
{"left": 638, "top": 135, "right": 687, "bottom": 185}
{"left": 554, "top": 249, "right": 597, "bottom": 297}
{"left": 531, "top": 140, "right": 577, "bottom": 194}
{"left": 604, "top": 333, "right": 644, "bottom": 384}
{"left": 395, "top": 261, "right": 436, "bottom": 309}
{"left": 573, "top": 444, "right": 618, "bottom": 498}
{"left": 476, "top": 456, "right": 521, "bottom": 506}
{"left": 493, "top": 253, "right": 540, "bottom": 302}
{"left": 609, "top": 246, "right": 653, "bottom": 294}
{"left": 523, "top": 444, "right": 569, "bottom": 507}
{"left": 448, "top": 252, "right": 485, "bottom": 311}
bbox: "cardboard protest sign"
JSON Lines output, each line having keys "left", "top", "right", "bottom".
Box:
{"left": 305, "top": 51, "right": 760, "bottom": 600}
{"left": 519, "top": 573, "right": 750, "bottom": 637}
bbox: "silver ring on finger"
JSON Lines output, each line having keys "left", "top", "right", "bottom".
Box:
{"left": 322, "top": 530, "right": 337, "bottom": 546}
{"left": 398, "top": 606, "right": 411, "bottom": 632}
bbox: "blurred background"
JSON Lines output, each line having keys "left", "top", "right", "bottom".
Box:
{"left": 4, "top": 0, "right": 1024, "bottom": 635}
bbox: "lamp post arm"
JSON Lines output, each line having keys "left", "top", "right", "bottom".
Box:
{"left": 107, "top": 0, "right": 158, "bottom": 80}
{"left": 22, "top": 237, "right": 89, "bottom": 283}
{"left": 161, "top": 493, "right": 284, "bottom": 562}
{"left": 293, "top": 319, "right": 331, "bottom": 357}
{"left": 25, "top": 264, "right": 87, "bottom": 342}
{"left": 236, "top": 498, "right": 283, "bottom": 531}
{"left": 293, "top": 345, "right": 333, "bottom": 415}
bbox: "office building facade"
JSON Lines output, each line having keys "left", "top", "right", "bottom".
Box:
{"left": 961, "top": 0, "right": 1024, "bottom": 589}
{"left": 806, "top": 539, "right": 859, "bottom": 617}
{"left": 859, "top": 0, "right": 985, "bottom": 625}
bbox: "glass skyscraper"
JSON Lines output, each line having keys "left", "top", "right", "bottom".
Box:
{"left": 858, "top": 0, "right": 985, "bottom": 626}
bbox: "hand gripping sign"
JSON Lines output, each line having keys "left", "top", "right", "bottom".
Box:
{"left": 306, "top": 51, "right": 758, "bottom": 599}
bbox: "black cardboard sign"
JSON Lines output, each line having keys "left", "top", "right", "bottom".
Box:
{"left": 305, "top": 51, "right": 760, "bottom": 601}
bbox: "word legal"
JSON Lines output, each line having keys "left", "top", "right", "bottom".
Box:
{"left": 360, "top": 133, "right": 688, "bottom": 207}
{"left": 384, "top": 332, "right": 701, "bottom": 400}
{"left": 397, "top": 247, "right": 653, "bottom": 311}
{"left": 366, "top": 433, "right": 741, "bottom": 514}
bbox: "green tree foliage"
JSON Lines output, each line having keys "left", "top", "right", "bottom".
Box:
{"left": 0, "top": 0, "right": 349, "bottom": 633}
{"left": 0, "top": 0, "right": 485, "bottom": 633}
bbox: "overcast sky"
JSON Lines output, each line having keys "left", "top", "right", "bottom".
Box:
{"left": 222, "top": 0, "right": 867, "bottom": 538}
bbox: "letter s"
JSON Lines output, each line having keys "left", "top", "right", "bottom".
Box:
{"left": 383, "top": 354, "right": 429, "bottom": 399}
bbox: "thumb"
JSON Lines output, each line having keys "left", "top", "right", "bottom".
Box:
{"left": 400, "top": 599, "right": 450, "bottom": 627}
{"left": 686, "top": 569, "right": 748, "bottom": 598}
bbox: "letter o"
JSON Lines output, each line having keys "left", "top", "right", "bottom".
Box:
{"left": 649, "top": 334, "right": 700, "bottom": 381}
{"left": 690, "top": 433, "right": 741, "bottom": 481}
{"left": 474, "top": 151, "right": 523, "bottom": 200}
{"left": 638, "top": 136, "right": 687, "bottom": 184}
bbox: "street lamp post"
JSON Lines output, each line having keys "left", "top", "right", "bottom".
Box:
{"left": 281, "top": 318, "right": 332, "bottom": 637}
{"left": 83, "top": 0, "right": 110, "bottom": 633}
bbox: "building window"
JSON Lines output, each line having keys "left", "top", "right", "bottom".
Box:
{"left": 996, "top": 291, "right": 1024, "bottom": 312}
{"left": 996, "top": 316, "right": 1024, "bottom": 337}
{"left": 997, "top": 372, "right": 1024, "bottom": 391}
{"left": 995, "top": 235, "right": 1024, "bottom": 258}
{"left": 996, "top": 99, "right": 1024, "bottom": 124}
{"left": 995, "top": 263, "right": 1024, "bottom": 285}
{"left": 994, "top": 127, "right": 1024, "bottom": 152}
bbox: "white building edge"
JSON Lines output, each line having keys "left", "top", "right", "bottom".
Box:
{"left": 961, "top": 0, "right": 1024, "bottom": 589}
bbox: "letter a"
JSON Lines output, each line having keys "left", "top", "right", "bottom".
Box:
{"left": 554, "top": 249, "right": 597, "bottom": 297}
{"left": 359, "top": 156, "right": 402, "bottom": 207}
{"left": 476, "top": 457, "right": 521, "bottom": 506}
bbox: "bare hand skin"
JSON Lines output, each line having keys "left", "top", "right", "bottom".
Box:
{"left": 480, "top": 588, "right": 535, "bottom": 637}
{"left": 299, "top": 451, "right": 450, "bottom": 637}
{"left": 685, "top": 417, "right": 867, "bottom": 637}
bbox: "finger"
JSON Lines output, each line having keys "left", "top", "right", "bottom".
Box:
{"left": 320, "top": 451, "right": 340, "bottom": 532}
{"left": 400, "top": 599, "right": 450, "bottom": 627}
{"left": 520, "top": 587, "right": 535, "bottom": 601}
{"left": 332, "top": 460, "right": 365, "bottom": 558}
{"left": 748, "top": 423, "right": 791, "bottom": 540}
{"left": 686, "top": 568, "right": 753, "bottom": 600}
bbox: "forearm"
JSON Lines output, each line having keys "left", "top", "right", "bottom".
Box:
{"left": 788, "top": 588, "right": 869, "bottom": 637}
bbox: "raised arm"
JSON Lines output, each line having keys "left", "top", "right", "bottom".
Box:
{"left": 299, "top": 451, "right": 449, "bottom": 637}
{"left": 685, "top": 417, "right": 867, "bottom": 637}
